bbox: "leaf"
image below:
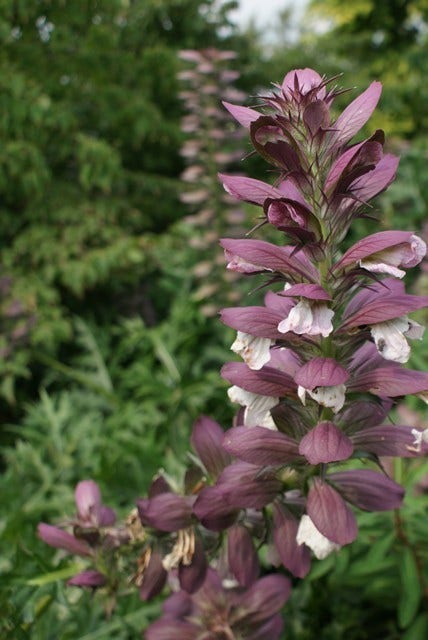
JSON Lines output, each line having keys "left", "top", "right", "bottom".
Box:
{"left": 364, "top": 532, "right": 395, "bottom": 565}
{"left": 27, "top": 563, "right": 82, "bottom": 586}
{"left": 307, "top": 553, "right": 335, "bottom": 581}
{"left": 398, "top": 547, "right": 422, "bottom": 628}
{"left": 77, "top": 604, "right": 160, "bottom": 640}
{"left": 346, "top": 556, "right": 396, "bottom": 578}
{"left": 402, "top": 613, "right": 428, "bottom": 640}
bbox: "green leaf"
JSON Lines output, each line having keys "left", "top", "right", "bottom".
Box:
{"left": 307, "top": 553, "right": 335, "bottom": 581}
{"left": 363, "top": 532, "right": 395, "bottom": 565}
{"left": 26, "top": 564, "right": 83, "bottom": 586}
{"left": 76, "top": 604, "right": 160, "bottom": 640}
{"left": 398, "top": 547, "right": 422, "bottom": 628}
{"left": 402, "top": 613, "right": 428, "bottom": 640}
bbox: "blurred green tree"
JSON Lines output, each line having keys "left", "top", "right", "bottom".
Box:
{"left": 305, "top": 0, "right": 428, "bottom": 137}
{"left": 0, "top": 0, "right": 250, "bottom": 403}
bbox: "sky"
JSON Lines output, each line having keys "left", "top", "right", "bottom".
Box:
{"left": 227, "top": 0, "right": 309, "bottom": 29}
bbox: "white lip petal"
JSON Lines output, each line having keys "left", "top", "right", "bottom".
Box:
{"left": 227, "top": 385, "right": 252, "bottom": 406}
{"left": 371, "top": 316, "right": 424, "bottom": 364}
{"left": 306, "top": 384, "right": 346, "bottom": 413}
{"left": 296, "top": 515, "right": 341, "bottom": 560}
{"left": 231, "top": 332, "right": 273, "bottom": 370}
{"left": 406, "top": 320, "right": 425, "bottom": 340}
{"left": 227, "top": 386, "right": 278, "bottom": 429}
{"left": 297, "top": 385, "right": 307, "bottom": 405}
{"left": 411, "top": 428, "right": 428, "bottom": 452}
{"left": 244, "top": 394, "right": 278, "bottom": 429}
{"left": 278, "top": 300, "right": 334, "bottom": 337}
{"left": 278, "top": 300, "right": 313, "bottom": 334}
{"left": 371, "top": 318, "right": 410, "bottom": 363}
{"left": 311, "top": 305, "right": 335, "bottom": 337}
{"left": 359, "top": 257, "right": 405, "bottom": 278}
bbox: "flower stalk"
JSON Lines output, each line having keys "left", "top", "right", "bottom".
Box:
{"left": 177, "top": 48, "right": 247, "bottom": 316}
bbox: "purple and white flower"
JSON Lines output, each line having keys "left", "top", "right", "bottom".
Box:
{"left": 227, "top": 385, "right": 279, "bottom": 428}
{"left": 231, "top": 331, "right": 273, "bottom": 369}
{"left": 296, "top": 515, "right": 341, "bottom": 560}
{"left": 295, "top": 358, "right": 349, "bottom": 413}
{"left": 335, "top": 231, "right": 426, "bottom": 278}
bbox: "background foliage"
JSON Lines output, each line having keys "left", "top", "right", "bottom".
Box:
{"left": 1, "top": 0, "right": 427, "bottom": 638}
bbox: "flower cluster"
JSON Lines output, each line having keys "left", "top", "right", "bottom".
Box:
{"left": 38, "top": 69, "right": 428, "bottom": 638}
{"left": 147, "top": 569, "right": 290, "bottom": 640}
{"left": 38, "top": 481, "right": 128, "bottom": 589}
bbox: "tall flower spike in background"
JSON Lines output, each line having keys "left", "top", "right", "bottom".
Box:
{"left": 38, "top": 68, "right": 428, "bottom": 638}
{"left": 177, "top": 49, "right": 247, "bottom": 316}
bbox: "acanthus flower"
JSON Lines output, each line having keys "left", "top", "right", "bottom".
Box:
{"left": 340, "top": 278, "right": 428, "bottom": 362}
{"left": 370, "top": 316, "right": 424, "bottom": 363}
{"left": 277, "top": 283, "right": 334, "bottom": 337}
{"left": 221, "top": 291, "right": 303, "bottom": 342}
{"left": 296, "top": 514, "right": 341, "bottom": 560}
{"left": 230, "top": 331, "right": 274, "bottom": 369}
{"left": 38, "top": 480, "right": 121, "bottom": 590}
{"left": 227, "top": 385, "right": 279, "bottom": 428}
{"left": 295, "top": 357, "right": 349, "bottom": 413}
{"left": 146, "top": 569, "right": 291, "bottom": 640}
{"left": 334, "top": 230, "right": 427, "bottom": 278}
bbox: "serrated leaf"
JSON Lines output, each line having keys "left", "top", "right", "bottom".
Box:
{"left": 398, "top": 547, "right": 422, "bottom": 628}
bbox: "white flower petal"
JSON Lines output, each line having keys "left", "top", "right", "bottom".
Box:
{"left": 278, "top": 300, "right": 334, "bottom": 337}
{"left": 227, "top": 386, "right": 278, "bottom": 429}
{"left": 245, "top": 394, "right": 278, "bottom": 429}
{"left": 311, "top": 305, "right": 334, "bottom": 337}
{"left": 306, "top": 384, "right": 346, "bottom": 413}
{"left": 411, "top": 428, "right": 428, "bottom": 452}
{"left": 228, "top": 385, "right": 252, "bottom": 406}
{"left": 359, "top": 257, "right": 405, "bottom": 278}
{"left": 370, "top": 316, "right": 423, "bottom": 364}
{"left": 406, "top": 320, "right": 425, "bottom": 340}
{"left": 296, "top": 515, "right": 341, "bottom": 560}
{"left": 297, "top": 385, "right": 307, "bottom": 405}
{"left": 231, "top": 332, "right": 273, "bottom": 370}
{"left": 278, "top": 300, "right": 313, "bottom": 334}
